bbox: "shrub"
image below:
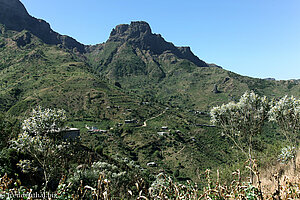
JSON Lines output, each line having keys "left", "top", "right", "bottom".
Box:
{"left": 10, "top": 107, "right": 69, "bottom": 191}
{"left": 210, "top": 91, "right": 269, "bottom": 182}
{"left": 269, "top": 95, "right": 300, "bottom": 171}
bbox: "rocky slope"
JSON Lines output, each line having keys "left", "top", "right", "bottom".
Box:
{"left": 85, "top": 21, "right": 208, "bottom": 80}
{"left": 107, "top": 21, "right": 208, "bottom": 67}
{"left": 0, "top": 0, "right": 85, "bottom": 52}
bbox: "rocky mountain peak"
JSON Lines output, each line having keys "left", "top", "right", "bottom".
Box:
{"left": 108, "top": 21, "right": 208, "bottom": 67}
{"left": 109, "top": 21, "right": 152, "bottom": 42}
{"left": 0, "top": 0, "right": 85, "bottom": 53}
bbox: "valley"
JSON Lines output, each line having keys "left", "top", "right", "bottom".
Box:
{"left": 0, "top": 0, "right": 299, "bottom": 199}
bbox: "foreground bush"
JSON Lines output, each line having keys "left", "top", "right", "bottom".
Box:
{"left": 10, "top": 106, "right": 68, "bottom": 191}
{"left": 210, "top": 91, "right": 269, "bottom": 182}
{"left": 269, "top": 95, "right": 300, "bottom": 171}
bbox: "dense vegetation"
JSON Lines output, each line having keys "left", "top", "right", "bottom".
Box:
{"left": 0, "top": 1, "right": 300, "bottom": 198}
{"left": 0, "top": 93, "right": 299, "bottom": 199}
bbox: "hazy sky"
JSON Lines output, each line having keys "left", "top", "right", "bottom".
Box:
{"left": 20, "top": 0, "right": 300, "bottom": 80}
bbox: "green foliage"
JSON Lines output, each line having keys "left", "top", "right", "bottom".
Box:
{"left": 1, "top": 22, "right": 300, "bottom": 195}
{"left": 210, "top": 91, "right": 269, "bottom": 159}
{"left": 173, "top": 169, "right": 180, "bottom": 177}
{"left": 269, "top": 95, "right": 300, "bottom": 170}
{"left": 0, "top": 112, "right": 19, "bottom": 148}
{"left": 0, "top": 148, "right": 18, "bottom": 177}
{"left": 10, "top": 107, "right": 70, "bottom": 190}
{"left": 269, "top": 95, "right": 300, "bottom": 141}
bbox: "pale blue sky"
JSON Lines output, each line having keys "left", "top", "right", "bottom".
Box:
{"left": 20, "top": 0, "right": 300, "bottom": 80}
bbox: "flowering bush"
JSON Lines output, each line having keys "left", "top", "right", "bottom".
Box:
{"left": 210, "top": 91, "right": 269, "bottom": 131}
{"left": 10, "top": 107, "right": 68, "bottom": 190}
{"left": 210, "top": 91, "right": 270, "bottom": 183}
{"left": 92, "top": 161, "right": 126, "bottom": 178}
{"left": 22, "top": 106, "right": 66, "bottom": 137}
{"left": 210, "top": 91, "right": 269, "bottom": 158}
{"left": 278, "top": 146, "right": 296, "bottom": 164}
{"left": 268, "top": 95, "right": 300, "bottom": 137}
{"left": 67, "top": 161, "right": 127, "bottom": 194}
{"left": 148, "top": 173, "right": 198, "bottom": 199}
{"left": 269, "top": 95, "right": 300, "bottom": 170}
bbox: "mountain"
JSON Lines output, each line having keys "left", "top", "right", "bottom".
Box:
{"left": 1, "top": 0, "right": 300, "bottom": 185}
{"left": 86, "top": 21, "right": 208, "bottom": 83}
{"left": 0, "top": 0, "right": 85, "bottom": 52}
{"left": 107, "top": 21, "right": 208, "bottom": 67}
{"left": 86, "top": 22, "right": 299, "bottom": 110}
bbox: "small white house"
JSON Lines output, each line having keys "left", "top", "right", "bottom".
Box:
{"left": 125, "top": 119, "right": 136, "bottom": 124}
{"left": 157, "top": 132, "right": 169, "bottom": 136}
{"left": 147, "top": 162, "right": 157, "bottom": 167}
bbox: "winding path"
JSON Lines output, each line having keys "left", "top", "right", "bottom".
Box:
{"left": 138, "top": 109, "right": 167, "bottom": 128}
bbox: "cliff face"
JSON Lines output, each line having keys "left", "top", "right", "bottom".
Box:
{"left": 0, "top": 0, "right": 85, "bottom": 52}
{"left": 108, "top": 21, "right": 208, "bottom": 67}
{"left": 0, "top": 0, "right": 206, "bottom": 65}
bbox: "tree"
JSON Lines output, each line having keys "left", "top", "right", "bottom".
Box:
{"left": 11, "top": 106, "right": 68, "bottom": 190}
{"left": 210, "top": 91, "right": 269, "bottom": 182}
{"left": 268, "top": 95, "right": 300, "bottom": 171}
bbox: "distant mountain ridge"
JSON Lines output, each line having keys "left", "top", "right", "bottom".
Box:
{"left": 107, "top": 21, "right": 208, "bottom": 67}
{"left": 0, "top": 0, "right": 300, "bottom": 184}
{"left": 84, "top": 20, "right": 299, "bottom": 110}
{"left": 85, "top": 21, "right": 214, "bottom": 87}
{"left": 1, "top": 0, "right": 299, "bottom": 106}
{"left": 0, "top": 0, "right": 208, "bottom": 67}
{"left": 0, "top": 0, "right": 85, "bottom": 52}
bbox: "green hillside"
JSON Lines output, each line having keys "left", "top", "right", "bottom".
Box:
{"left": 85, "top": 22, "right": 299, "bottom": 112}
{"left": 0, "top": 26, "right": 234, "bottom": 183}
{"left": 0, "top": 1, "right": 300, "bottom": 197}
{"left": 1, "top": 23, "right": 296, "bottom": 183}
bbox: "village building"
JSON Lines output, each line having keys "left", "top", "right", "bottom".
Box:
{"left": 62, "top": 128, "right": 80, "bottom": 140}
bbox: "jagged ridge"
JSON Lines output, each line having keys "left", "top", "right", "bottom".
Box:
{"left": 0, "top": 0, "right": 85, "bottom": 52}
{"left": 108, "top": 21, "right": 208, "bottom": 67}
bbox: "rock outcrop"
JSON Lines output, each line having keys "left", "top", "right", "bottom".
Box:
{"left": 212, "top": 84, "right": 221, "bottom": 94}
{"left": 0, "top": 0, "right": 85, "bottom": 52}
{"left": 13, "top": 31, "right": 32, "bottom": 47}
{"left": 108, "top": 21, "right": 208, "bottom": 67}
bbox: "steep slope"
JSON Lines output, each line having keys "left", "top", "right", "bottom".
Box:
{"left": 0, "top": 0, "right": 85, "bottom": 53}
{"left": 107, "top": 21, "right": 208, "bottom": 67}
{"left": 1, "top": 1, "right": 300, "bottom": 184}
{"left": 0, "top": 27, "right": 159, "bottom": 121}
{"left": 83, "top": 21, "right": 300, "bottom": 182}
{"left": 0, "top": 27, "right": 219, "bottom": 183}
{"left": 86, "top": 21, "right": 207, "bottom": 80}
{"left": 86, "top": 21, "right": 300, "bottom": 110}
{"left": 0, "top": 21, "right": 243, "bottom": 183}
